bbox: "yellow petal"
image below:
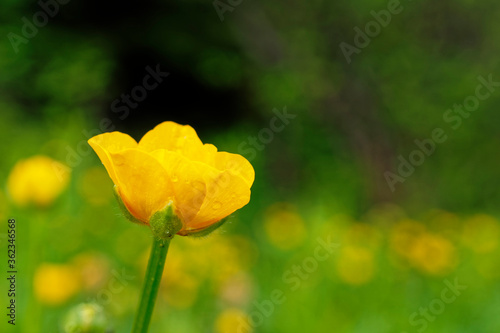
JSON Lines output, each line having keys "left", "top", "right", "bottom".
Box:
{"left": 88, "top": 132, "right": 137, "bottom": 185}
{"left": 214, "top": 152, "right": 255, "bottom": 187}
{"left": 138, "top": 121, "right": 220, "bottom": 165}
{"left": 109, "top": 149, "right": 173, "bottom": 223}
{"left": 150, "top": 149, "right": 251, "bottom": 230}
{"left": 187, "top": 168, "right": 251, "bottom": 230}
{"left": 203, "top": 143, "right": 218, "bottom": 155}
{"left": 139, "top": 121, "right": 199, "bottom": 151}
{"left": 150, "top": 149, "right": 207, "bottom": 225}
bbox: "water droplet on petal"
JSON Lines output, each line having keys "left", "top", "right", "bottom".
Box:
{"left": 192, "top": 181, "right": 205, "bottom": 192}
{"left": 171, "top": 175, "right": 178, "bottom": 182}
{"left": 212, "top": 201, "right": 222, "bottom": 210}
{"left": 114, "top": 155, "right": 125, "bottom": 166}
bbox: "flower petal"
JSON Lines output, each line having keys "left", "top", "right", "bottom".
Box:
{"left": 88, "top": 132, "right": 137, "bottom": 185}
{"left": 139, "top": 121, "right": 199, "bottom": 151}
{"left": 109, "top": 149, "right": 173, "bottom": 223}
{"left": 187, "top": 168, "right": 251, "bottom": 230}
{"left": 139, "top": 121, "right": 220, "bottom": 165}
{"left": 214, "top": 152, "right": 255, "bottom": 187}
{"left": 150, "top": 149, "right": 207, "bottom": 225}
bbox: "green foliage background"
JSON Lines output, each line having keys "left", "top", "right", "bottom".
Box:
{"left": 1, "top": 0, "right": 500, "bottom": 332}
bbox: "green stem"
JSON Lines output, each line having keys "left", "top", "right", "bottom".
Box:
{"left": 131, "top": 237, "right": 171, "bottom": 333}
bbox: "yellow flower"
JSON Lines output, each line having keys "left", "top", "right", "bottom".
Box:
{"left": 88, "top": 121, "right": 255, "bottom": 236}
{"left": 336, "top": 246, "right": 375, "bottom": 285}
{"left": 34, "top": 263, "right": 81, "bottom": 305}
{"left": 407, "top": 233, "right": 457, "bottom": 276}
{"left": 389, "top": 219, "right": 426, "bottom": 258}
{"left": 390, "top": 220, "right": 457, "bottom": 275}
{"left": 7, "top": 155, "right": 70, "bottom": 207}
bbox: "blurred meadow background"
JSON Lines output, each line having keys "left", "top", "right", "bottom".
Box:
{"left": 1, "top": 0, "right": 500, "bottom": 332}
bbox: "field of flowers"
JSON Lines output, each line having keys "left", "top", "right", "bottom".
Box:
{"left": 1, "top": 110, "right": 499, "bottom": 332}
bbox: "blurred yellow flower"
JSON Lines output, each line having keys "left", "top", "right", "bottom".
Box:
{"left": 7, "top": 155, "right": 70, "bottom": 207}
{"left": 88, "top": 121, "right": 254, "bottom": 236}
{"left": 336, "top": 246, "right": 375, "bottom": 285}
{"left": 462, "top": 214, "right": 500, "bottom": 253}
{"left": 215, "top": 308, "right": 251, "bottom": 333}
{"left": 390, "top": 219, "right": 457, "bottom": 275}
{"left": 407, "top": 233, "right": 457, "bottom": 276}
{"left": 389, "top": 219, "right": 426, "bottom": 258}
{"left": 34, "top": 263, "right": 81, "bottom": 305}
{"left": 263, "top": 203, "right": 306, "bottom": 250}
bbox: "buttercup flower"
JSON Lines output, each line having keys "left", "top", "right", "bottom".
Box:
{"left": 34, "top": 263, "right": 81, "bottom": 305}
{"left": 88, "top": 121, "right": 254, "bottom": 237}
{"left": 7, "top": 155, "right": 70, "bottom": 207}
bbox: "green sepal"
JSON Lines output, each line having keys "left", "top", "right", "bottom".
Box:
{"left": 150, "top": 202, "right": 183, "bottom": 240}
{"left": 113, "top": 185, "right": 145, "bottom": 225}
{"left": 180, "top": 216, "right": 230, "bottom": 237}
